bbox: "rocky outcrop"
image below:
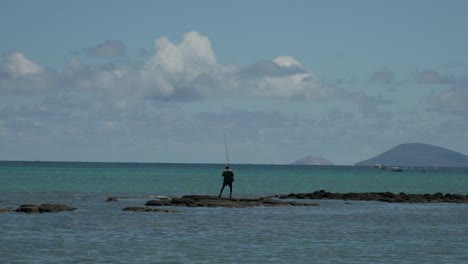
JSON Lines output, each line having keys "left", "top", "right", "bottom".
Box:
{"left": 0, "top": 208, "right": 14, "bottom": 213}
{"left": 106, "top": 197, "right": 118, "bottom": 202}
{"left": 145, "top": 199, "right": 172, "bottom": 206}
{"left": 15, "top": 204, "right": 76, "bottom": 213}
{"left": 123, "top": 206, "right": 179, "bottom": 213}
{"left": 145, "top": 195, "right": 318, "bottom": 208}
{"left": 279, "top": 190, "right": 468, "bottom": 203}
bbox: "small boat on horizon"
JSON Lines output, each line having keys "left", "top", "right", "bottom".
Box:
{"left": 391, "top": 166, "right": 402, "bottom": 172}
{"left": 375, "top": 163, "right": 387, "bottom": 169}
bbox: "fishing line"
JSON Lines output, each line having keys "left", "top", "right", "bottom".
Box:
{"left": 223, "top": 127, "right": 230, "bottom": 166}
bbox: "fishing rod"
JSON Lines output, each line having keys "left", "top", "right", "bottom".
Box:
{"left": 223, "top": 127, "right": 230, "bottom": 166}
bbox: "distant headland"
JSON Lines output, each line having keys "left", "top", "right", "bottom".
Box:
{"left": 355, "top": 143, "right": 468, "bottom": 167}
{"left": 290, "top": 155, "right": 334, "bottom": 165}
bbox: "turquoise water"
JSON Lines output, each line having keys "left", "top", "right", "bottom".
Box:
{"left": 1, "top": 161, "right": 468, "bottom": 263}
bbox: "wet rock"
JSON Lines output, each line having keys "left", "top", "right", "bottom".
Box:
{"left": 106, "top": 197, "right": 118, "bottom": 202}
{"left": 122, "top": 206, "right": 179, "bottom": 213}
{"left": 145, "top": 199, "right": 171, "bottom": 206}
{"left": 16, "top": 204, "right": 41, "bottom": 213}
{"left": 279, "top": 190, "right": 468, "bottom": 204}
{"left": 145, "top": 195, "right": 318, "bottom": 208}
{"left": 16, "top": 204, "right": 76, "bottom": 213}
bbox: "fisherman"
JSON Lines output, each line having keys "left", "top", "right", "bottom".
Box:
{"left": 219, "top": 165, "right": 234, "bottom": 198}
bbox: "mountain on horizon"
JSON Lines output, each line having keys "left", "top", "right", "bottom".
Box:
{"left": 291, "top": 155, "right": 334, "bottom": 165}
{"left": 355, "top": 143, "right": 468, "bottom": 167}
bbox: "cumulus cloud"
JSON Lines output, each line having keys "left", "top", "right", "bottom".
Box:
{"left": 1, "top": 31, "right": 330, "bottom": 101}
{"left": 273, "top": 56, "right": 301, "bottom": 68}
{"left": 238, "top": 55, "right": 325, "bottom": 99}
{"left": 139, "top": 31, "right": 230, "bottom": 100}
{"left": 0, "top": 52, "right": 57, "bottom": 93}
{"left": 83, "top": 40, "right": 126, "bottom": 58}
{"left": 62, "top": 59, "right": 138, "bottom": 97}
{"left": 240, "top": 59, "right": 307, "bottom": 79}
{"left": 148, "top": 32, "right": 216, "bottom": 75}
{"left": 3, "top": 52, "right": 44, "bottom": 76}
{"left": 241, "top": 56, "right": 309, "bottom": 79}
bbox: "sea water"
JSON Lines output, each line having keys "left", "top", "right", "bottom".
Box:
{"left": 1, "top": 161, "right": 468, "bottom": 263}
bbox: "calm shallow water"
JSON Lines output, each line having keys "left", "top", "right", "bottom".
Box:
{"left": 1, "top": 161, "right": 468, "bottom": 263}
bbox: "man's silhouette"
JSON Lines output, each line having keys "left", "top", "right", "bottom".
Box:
{"left": 219, "top": 166, "right": 234, "bottom": 198}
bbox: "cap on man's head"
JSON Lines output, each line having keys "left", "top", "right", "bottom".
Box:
{"left": 225, "top": 166, "right": 229, "bottom": 169}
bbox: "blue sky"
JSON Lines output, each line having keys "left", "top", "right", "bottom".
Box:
{"left": 1, "top": 0, "right": 468, "bottom": 164}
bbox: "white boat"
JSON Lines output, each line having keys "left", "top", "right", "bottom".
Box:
{"left": 375, "top": 164, "right": 387, "bottom": 169}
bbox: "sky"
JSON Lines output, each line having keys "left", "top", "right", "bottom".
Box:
{"left": 1, "top": 0, "right": 468, "bottom": 165}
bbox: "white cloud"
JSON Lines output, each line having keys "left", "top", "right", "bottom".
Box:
{"left": 3, "top": 52, "right": 44, "bottom": 76}
{"left": 249, "top": 72, "right": 321, "bottom": 98}
{"left": 3, "top": 32, "right": 468, "bottom": 163}
{"left": 0, "top": 52, "right": 57, "bottom": 93}
{"left": 140, "top": 31, "right": 232, "bottom": 100}
{"left": 83, "top": 40, "right": 126, "bottom": 58}
{"left": 1, "top": 32, "right": 330, "bottom": 101}
{"left": 149, "top": 31, "right": 216, "bottom": 76}
{"left": 273, "top": 56, "right": 301, "bottom": 68}
{"left": 237, "top": 56, "right": 325, "bottom": 99}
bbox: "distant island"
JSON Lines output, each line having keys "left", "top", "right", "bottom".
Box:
{"left": 355, "top": 143, "right": 468, "bottom": 167}
{"left": 291, "top": 155, "right": 334, "bottom": 165}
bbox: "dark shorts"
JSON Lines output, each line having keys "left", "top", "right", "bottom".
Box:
{"left": 223, "top": 181, "right": 233, "bottom": 187}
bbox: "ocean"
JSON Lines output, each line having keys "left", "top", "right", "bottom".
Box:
{"left": 1, "top": 161, "right": 468, "bottom": 263}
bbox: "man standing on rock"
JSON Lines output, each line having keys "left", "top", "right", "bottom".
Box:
{"left": 219, "top": 166, "right": 234, "bottom": 198}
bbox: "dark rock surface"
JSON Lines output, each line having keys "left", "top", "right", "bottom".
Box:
{"left": 15, "top": 204, "right": 77, "bottom": 213}
{"left": 145, "top": 195, "right": 318, "bottom": 208}
{"left": 279, "top": 190, "right": 468, "bottom": 203}
{"left": 106, "top": 197, "right": 118, "bottom": 202}
{"left": 123, "top": 206, "right": 179, "bottom": 213}
{"left": 145, "top": 199, "right": 172, "bottom": 206}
